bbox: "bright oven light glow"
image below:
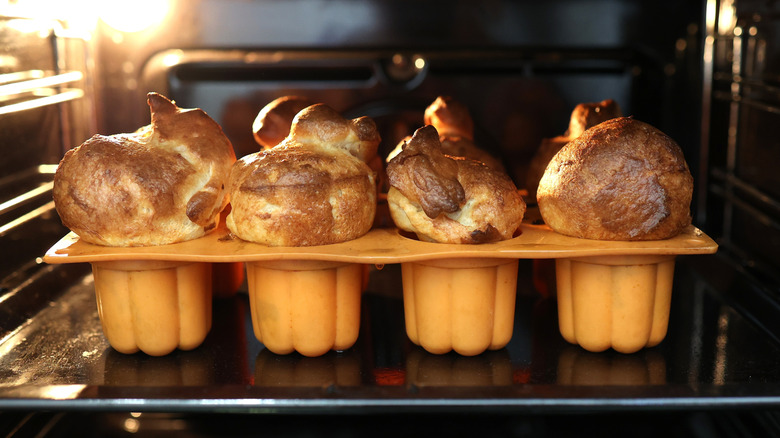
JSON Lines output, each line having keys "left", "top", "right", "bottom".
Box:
{"left": 98, "top": 0, "right": 170, "bottom": 33}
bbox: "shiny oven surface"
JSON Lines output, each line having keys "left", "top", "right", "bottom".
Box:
{"left": 1, "top": 259, "right": 779, "bottom": 411}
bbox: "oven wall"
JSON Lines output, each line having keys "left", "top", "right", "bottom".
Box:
{"left": 700, "top": 0, "right": 780, "bottom": 297}
{"left": 0, "top": 13, "right": 95, "bottom": 285}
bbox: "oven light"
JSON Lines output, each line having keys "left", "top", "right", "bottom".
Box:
{"left": 123, "top": 417, "right": 141, "bottom": 433}
{"left": 0, "top": 1, "right": 98, "bottom": 31}
{"left": 4, "top": 18, "right": 53, "bottom": 37}
{"left": 717, "top": 0, "right": 736, "bottom": 35}
{"left": 40, "top": 385, "right": 86, "bottom": 400}
{"left": 162, "top": 51, "right": 183, "bottom": 68}
{"left": 98, "top": 0, "right": 170, "bottom": 33}
{"left": 413, "top": 56, "right": 426, "bottom": 71}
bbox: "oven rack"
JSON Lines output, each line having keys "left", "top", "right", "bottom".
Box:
{"left": 2, "top": 250, "right": 780, "bottom": 414}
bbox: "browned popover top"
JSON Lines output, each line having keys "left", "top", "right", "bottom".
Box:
{"left": 388, "top": 96, "right": 504, "bottom": 171}
{"left": 424, "top": 95, "right": 475, "bottom": 140}
{"left": 537, "top": 117, "right": 693, "bottom": 241}
{"left": 526, "top": 99, "right": 622, "bottom": 199}
{"left": 252, "top": 95, "right": 314, "bottom": 149}
{"left": 52, "top": 93, "right": 236, "bottom": 247}
{"left": 386, "top": 125, "right": 525, "bottom": 243}
{"left": 227, "top": 103, "right": 379, "bottom": 246}
{"left": 283, "top": 103, "right": 380, "bottom": 164}
{"left": 566, "top": 99, "right": 622, "bottom": 138}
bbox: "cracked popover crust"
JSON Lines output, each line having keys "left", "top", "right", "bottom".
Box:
{"left": 537, "top": 117, "right": 693, "bottom": 241}
{"left": 227, "top": 103, "right": 379, "bottom": 246}
{"left": 386, "top": 125, "right": 525, "bottom": 244}
{"left": 53, "top": 93, "right": 236, "bottom": 246}
{"left": 526, "top": 99, "right": 622, "bottom": 199}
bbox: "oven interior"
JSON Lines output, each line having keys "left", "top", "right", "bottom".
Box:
{"left": 1, "top": 0, "right": 780, "bottom": 435}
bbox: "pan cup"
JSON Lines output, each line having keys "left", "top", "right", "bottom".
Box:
{"left": 555, "top": 254, "right": 676, "bottom": 354}
{"left": 401, "top": 257, "right": 519, "bottom": 356}
{"left": 91, "top": 260, "right": 213, "bottom": 356}
{"left": 245, "top": 260, "right": 364, "bottom": 357}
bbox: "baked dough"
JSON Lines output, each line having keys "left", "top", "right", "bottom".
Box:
{"left": 386, "top": 125, "right": 525, "bottom": 243}
{"left": 53, "top": 93, "right": 236, "bottom": 246}
{"left": 387, "top": 96, "right": 504, "bottom": 171}
{"left": 423, "top": 95, "right": 474, "bottom": 140}
{"left": 227, "top": 104, "right": 379, "bottom": 246}
{"left": 537, "top": 117, "right": 693, "bottom": 241}
{"left": 526, "top": 99, "right": 621, "bottom": 199}
{"left": 253, "top": 95, "right": 386, "bottom": 194}
{"left": 252, "top": 95, "right": 314, "bottom": 149}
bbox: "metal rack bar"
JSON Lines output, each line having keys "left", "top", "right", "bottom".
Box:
{"left": 0, "top": 201, "right": 56, "bottom": 237}
{"left": 0, "top": 70, "right": 82, "bottom": 95}
{"left": 0, "top": 165, "right": 59, "bottom": 238}
{"left": 0, "top": 69, "right": 85, "bottom": 115}
{"left": 0, "top": 88, "right": 84, "bottom": 116}
{"left": 710, "top": 168, "right": 780, "bottom": 216}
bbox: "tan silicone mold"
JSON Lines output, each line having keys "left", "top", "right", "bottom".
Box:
{"left": 245, "top": 260, "right": 363, "bottom": 357}
{"left": 402, "top": 258, "right": 518, "bottom": 356}
{"left": 45, "top": 217, "right": 717, "bottom": 357}
{"left": 91, "top": 260, "right": 212, "bottom": 356}
{"left": 556, "top": 254, "right": 676, "bottom": 354}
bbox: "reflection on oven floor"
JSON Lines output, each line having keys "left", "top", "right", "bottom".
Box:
{"left": 1, "top": 259, "right": 780, "bottom": 410}
{"left": 4, "top": 410, "right": 780, "bottom": 437}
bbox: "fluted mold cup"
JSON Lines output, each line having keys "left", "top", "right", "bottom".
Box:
{"left": 245, "top": 260, "right": 364, "bottom": 357}
{"left": 91, "top": 260, "right": 213, "bottom": 356}
{"left": 401, "top": 257, "right": 519, "bottom": 356}
{"left": 555, "top": 254, "right": 676, "bottom": 354}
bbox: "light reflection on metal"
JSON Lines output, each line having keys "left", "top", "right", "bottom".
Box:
{"left": 40, "top": 385, "right": 86, "bottom": 400}
{"left": 0, "top": 70, "right": 77, "bottom": 98}
{"left": 718, "top": 0, "right": 737, "bottom": 35}
{"left": 123, "top": 417, "right": 140, "bottom": 433}
{"left": 713, "top": 310, "right": 730, "bottom": 385}
{"left": 0, "top": 69, "right": 84, "bottom": 115}
{"left": 413, "top": 55, "right": 426, "bottom": 71}
{"left": 98, "top": 0, "right": 170, "bottom": 33}
{"left": 0, "top": 181, "right": 53, "bottom": 216}
{"left": 723, "top": 25, "right": 743, "bottom": 244}
{"left": 698, "top": 1, "right": 718, "bottom": 223}
{"left": 0, "top": 88, "right": 84, "bottom": 115}
{"left": 0, "top": 200, "right": 56, "bottom": 237}
{"left": 385, "top": 53, "right": 427, "bottom": 85}
{"left": 705, "top": 0, "right": 717, "bottom": 35}
{"left": 4, "top": 18, "right": 53, "bottom": 37}
{"left": 162, "top": 51, "right": 183, "bottom": 68}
